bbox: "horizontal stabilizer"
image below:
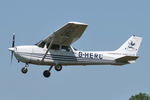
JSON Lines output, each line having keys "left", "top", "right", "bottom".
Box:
{"left": 115, "top": 56, "right": 139, "bottom": 63}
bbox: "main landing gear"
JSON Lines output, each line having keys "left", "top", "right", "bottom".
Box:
{"left": 43, "top": 65, "right": 62, "bottom": 78}
{"left": 43, "top": 66, "right": 53, "bottom": 78}
{"left": 55, "top": 65, "right": 62, "bottom": 72}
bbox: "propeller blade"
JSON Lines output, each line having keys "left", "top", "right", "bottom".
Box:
{"left": 11, "top": 51, "right": 14, "bottom": 63}
{"left": 12, "top": 33, "right": 15, "bottom": 47}
{"left": 10, "top": 33, "right": 15, "bottom": 63}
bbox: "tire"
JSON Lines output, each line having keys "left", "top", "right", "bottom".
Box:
{"left": 21, "top": 67, "right": 28, "bottom": 74}
{"left": 43, "top": 70, "right": 51, "bottom": 78}
{"left": 55, "top": 65, "right": 62, "bottom": 71}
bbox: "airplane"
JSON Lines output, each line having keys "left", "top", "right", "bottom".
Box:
{"left": 8, "top": 22, "right": 143, "bottom": 78}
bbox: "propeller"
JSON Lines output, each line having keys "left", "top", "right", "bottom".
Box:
{"left": 9, "top": 33, "right": 15, "bottom": 63}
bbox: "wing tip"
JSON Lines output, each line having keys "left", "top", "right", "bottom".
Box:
{"left": 68, "top": 21, "right": 88, "bottom": 25}
{"left": 131, "top": 35, "right": 143, "bottom": 39}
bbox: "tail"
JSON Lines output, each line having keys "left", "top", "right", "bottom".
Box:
{"left": 115, "top": 35, "right": 143, "bottom": 56}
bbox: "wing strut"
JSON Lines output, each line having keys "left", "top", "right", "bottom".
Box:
{"left": 41, "top": 38, "right": 54, "bottom": 61}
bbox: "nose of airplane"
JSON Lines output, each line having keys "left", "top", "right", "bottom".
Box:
{"left": 8, "top": 47, "right": 15, "bottom": 52}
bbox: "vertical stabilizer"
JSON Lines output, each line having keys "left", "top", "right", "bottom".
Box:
{"left": 116, "top": 35, "right": 143, "bottom": 56}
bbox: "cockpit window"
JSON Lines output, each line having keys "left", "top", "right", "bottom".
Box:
{"left": 50, "top": 44, "right": 60, "bottom": 50}
{"left": 36, "top": 41, "right": 72, "bottom": 52}
{"left": 36, "top": 41, "right": 46, "bottom": 48}
{"left": 35, "top": 40, "right": 46, "bottom": 48}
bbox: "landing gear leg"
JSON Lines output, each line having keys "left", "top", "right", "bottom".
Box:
{"left": 21, "top": 63, "right": 29, "bottom": 74}
{"left": 43, "top": 66, "right": 53, "bottom": 78}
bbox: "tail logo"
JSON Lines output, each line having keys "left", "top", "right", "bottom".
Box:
{"left": 128, "top": 40, "right": 135, "bottom": 49}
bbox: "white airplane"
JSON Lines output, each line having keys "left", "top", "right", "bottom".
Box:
{"left": 8, "top": 22, "right": 143, "bottom": 78}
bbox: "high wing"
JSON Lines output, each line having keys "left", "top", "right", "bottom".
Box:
{"left": 36, "top": 21, "right": 88, "bottom": 61}
{"left": 36, "top": 22, "right": 88, "bottom": 47}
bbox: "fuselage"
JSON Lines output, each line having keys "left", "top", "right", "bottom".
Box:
{"left": 7, "top": 22, "right": 142, "bottom": 78}
{"left": 12, "top": 45, "right": 127, "bottom": 66}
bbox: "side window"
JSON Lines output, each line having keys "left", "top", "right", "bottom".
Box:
{"left": 46, "top": 43, "right": 50, "bottom": 48}
{"left": 62, "top": 46, "right": 71, "bottom": 52}
{"left": 50, "top": 44, "right": 60, "bottom": 50}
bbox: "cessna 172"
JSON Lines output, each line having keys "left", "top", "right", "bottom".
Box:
{"left": 8, "top": 22, "right": 143, "bottom": 78}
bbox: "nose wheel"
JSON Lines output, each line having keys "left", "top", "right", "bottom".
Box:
{"left": 21, "top": 63, "right": 29, "bottom": 74}
{"left": 21, "top": 67, "right": 28, "bottom": 74}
